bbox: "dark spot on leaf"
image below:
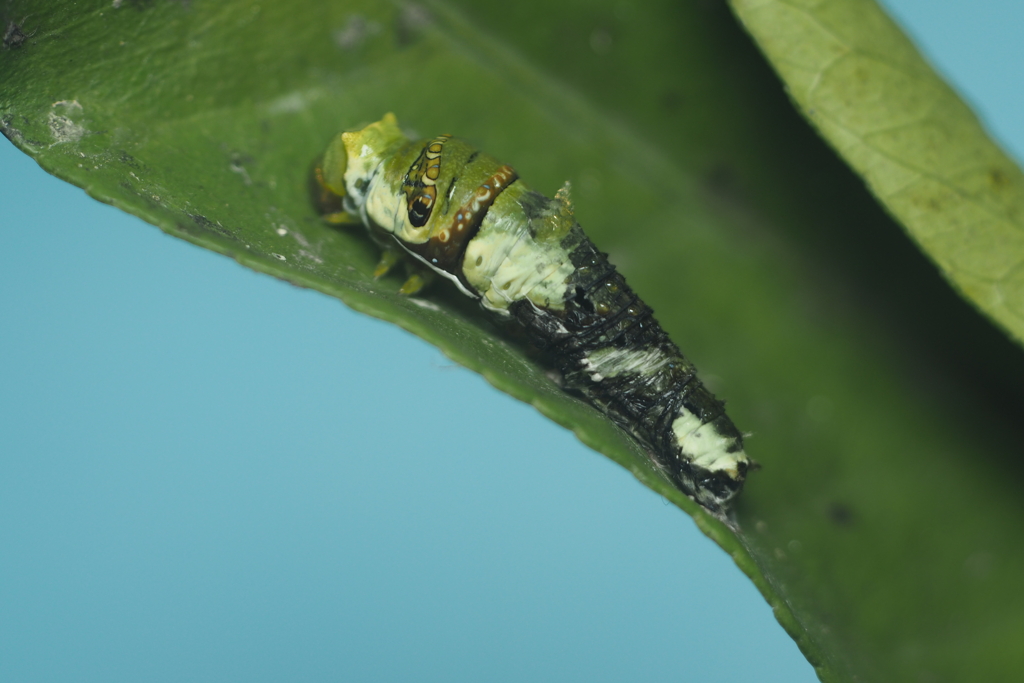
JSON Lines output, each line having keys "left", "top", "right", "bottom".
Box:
{"left": 118, "top": 150, "right": 144, "bottom": 170}
{"left": 228, "top": 149, "right": 255, "bottom": 167}
{"left": 395, "top": 4, "right": 431, "bottom": 46}
{"left": 827, "top": 502, "right": 855, "bottom": 527}
{"left": 703, "top": 164, "right": 748, "bottom": 208}
{"left": 0, "top": 118, "right": 24, "bottom": 144}
{"left": 2, "top": 18, "right": 32, "bottom": 50}
{"left": 186, "top": 212, "right": 232, "bottom": 238}
{"left": 988, "top": 167, "right": 1008, "bottom": 190}
{"left": 704, "top": 164, "right": 737, "bottom": 193}
{"left": 227, "top": 150, "right": 255, "bottom": 185}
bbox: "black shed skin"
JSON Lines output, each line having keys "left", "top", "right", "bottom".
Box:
{"left": 508, "top": 224, "right": 748, "bottom": 510}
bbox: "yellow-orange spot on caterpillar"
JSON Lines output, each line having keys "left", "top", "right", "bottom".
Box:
{"left": 442, "top": 164, "right": 519, "bottom": 243}
{"left": 438, "top": 230, "right": 451, "bottom": 243}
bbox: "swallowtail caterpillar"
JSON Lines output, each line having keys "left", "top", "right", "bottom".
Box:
{"left": 315, "top": 114, "right": 752, "bottom": 514}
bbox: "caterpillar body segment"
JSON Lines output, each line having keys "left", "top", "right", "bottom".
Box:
{"left": 316, "top": 115, "right": 752, "bottom": 513}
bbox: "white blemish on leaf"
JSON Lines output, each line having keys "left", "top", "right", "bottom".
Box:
{"left": 229, "top": 160, "right": 252, "bottom": 185}
{"left": 409, "top": 298, "right": 441, "bottom": 312}
{"left": 51, "top": 99, "right": 83, "bottom": 111}
{"left": 397, "top": 4, "right": 432, "bottom": 39}
{"left": 265, "top": 92, "right": 304, "bottom": 114}
{"left": 276, "top": 228, "right": 322, "bottom": 264}
{"left": 271, "top": 253, "right": 286, "bottom": 261}
{"left": 264, "top": 88, "right": 324, "bottom": 116}
{"left": 48, "top": 100, "right": 86, "bottom": 146}
{"left": 0, "top": 121, "right": 24, "bottom": 145}
{"left": 46, "top": 112, "right": 85, "bottom": 145}
{"left": 333, "top": 15, "right": 381, "bottom": 50}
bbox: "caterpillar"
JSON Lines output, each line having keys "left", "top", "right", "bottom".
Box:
{"left": 315, "top": 114, "right": 752, "bottom": 514}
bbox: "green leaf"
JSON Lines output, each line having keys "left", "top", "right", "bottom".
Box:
{"left": 730, "top": 0, "right": 1024, "bottom": 348}
{"left": 3, "top": 1, "right": 1024, "bottom": 681}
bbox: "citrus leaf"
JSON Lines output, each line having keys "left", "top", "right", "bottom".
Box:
{"left": 730, "top": 0, "right": 1024, "bottom": 348}
{"left": 3, "top": 1, "right": 1024, "bottom": 682}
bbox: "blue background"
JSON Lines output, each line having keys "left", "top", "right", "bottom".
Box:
{"left": 1, "top": 3, "right": 1019, "bottom": 681}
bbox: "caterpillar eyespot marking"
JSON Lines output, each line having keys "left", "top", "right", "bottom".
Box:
{"left": 315, "top": 113, "right": 753, "bottom": 514}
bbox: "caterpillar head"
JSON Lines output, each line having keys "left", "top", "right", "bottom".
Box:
{"left": 320, "top": 113, "right": 408, "bottom": 207}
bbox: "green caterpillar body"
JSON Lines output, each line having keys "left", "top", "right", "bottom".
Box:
{"left": 317, "top": 114, "right": 751, "bottom": 513}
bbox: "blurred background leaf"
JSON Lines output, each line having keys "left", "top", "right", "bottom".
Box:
{"left": 732, "top": 0, "right": 1024, "bottom": 350}
{"left": 3, "top": 1, "right": 1023, "bottom": 681}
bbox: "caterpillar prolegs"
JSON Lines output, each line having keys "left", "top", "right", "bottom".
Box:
{"left": 315, "top": 114, "right": 752, "bottom": 514}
